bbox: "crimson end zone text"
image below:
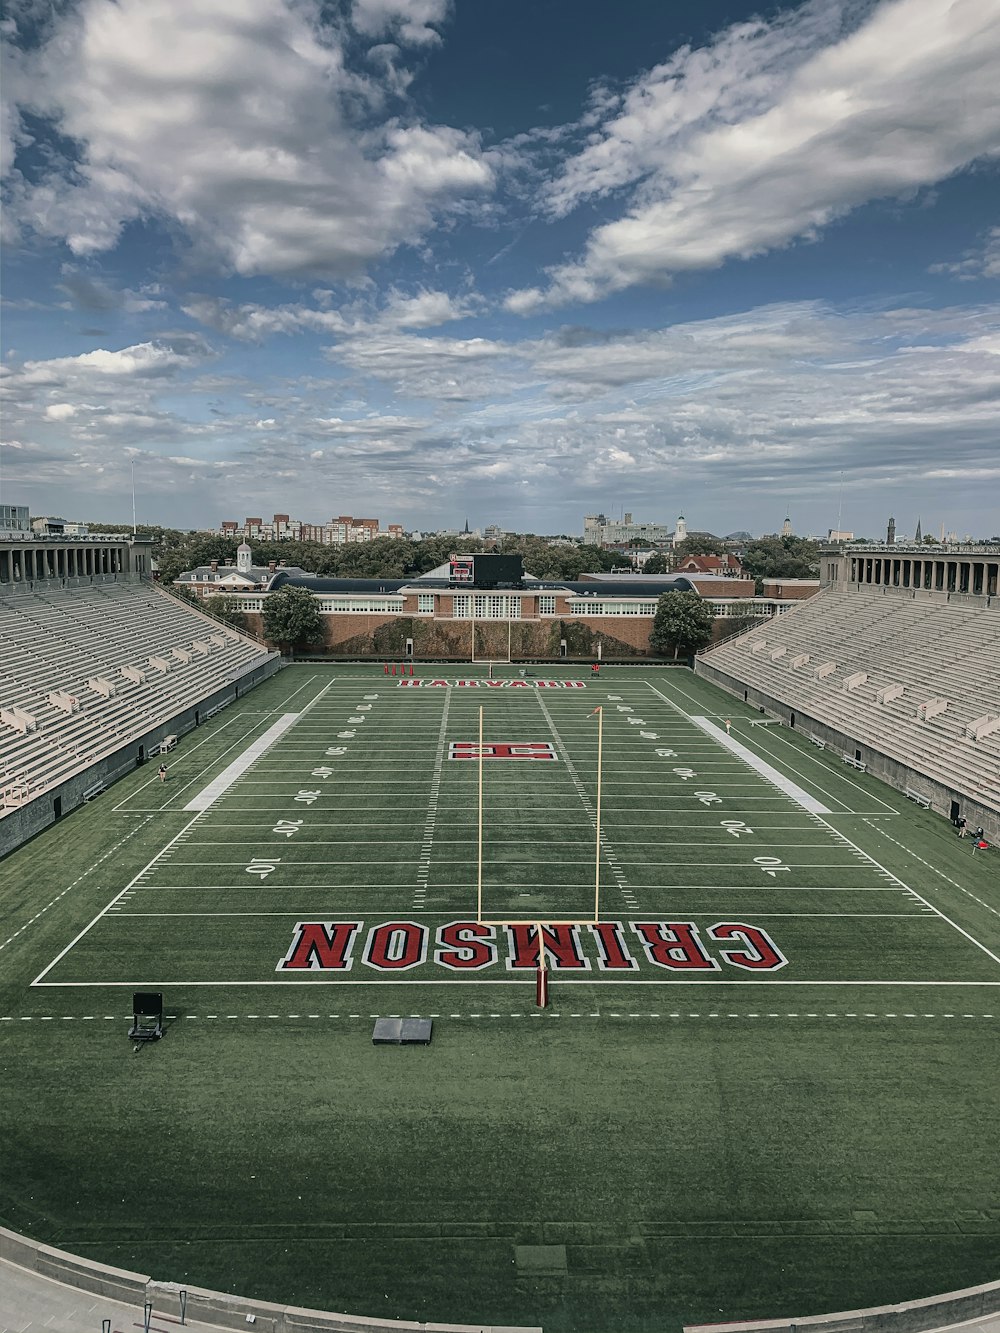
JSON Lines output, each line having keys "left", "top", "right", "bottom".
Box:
{"left": 277, "top": 919, "right": 787, "bottom": 974}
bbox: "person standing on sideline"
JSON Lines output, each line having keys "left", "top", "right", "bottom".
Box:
{"left": 957, "top": 816, "right": 967, "bottom": 837}
{"left": 725, "top": 718, "right": 732, "bottom": 735}
{"left": 158, "top": 764, "right": 167, "bottom": 782}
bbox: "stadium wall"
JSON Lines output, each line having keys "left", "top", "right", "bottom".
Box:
{"left": 0, "top": 1224, "right": 541, "bottom": 1333}
{"left": 695, "top": 658, "right": 998, "bottom": 840}
{"left": 243, "top": 611, "right": 757, "bottom": 659}
{"left": 0, "top": 655, "right": 282, "bottom": 859}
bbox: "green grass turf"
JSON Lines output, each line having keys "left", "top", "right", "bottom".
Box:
{"left": 1, "top": 663, "right": 998, "bottom": 1331}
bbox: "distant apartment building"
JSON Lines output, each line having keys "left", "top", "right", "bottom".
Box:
{"left": 584, "top": 512, "right": 685, "bottom": 548}
{"left": 0, "top": 505, "right": 31, "bottom": 533}
{"left": 219, "top": 513, "right": 403, "bottom": 544}
{"left": 31, "top": 517, "right": 90, "bottom": 537}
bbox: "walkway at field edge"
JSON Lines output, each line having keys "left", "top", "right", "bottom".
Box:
{"left": 4, "top": 1255, "right": 1000, "bottom": 1333}
{"left": 0, "top": 1254, "right": 534, "bottom": 1333}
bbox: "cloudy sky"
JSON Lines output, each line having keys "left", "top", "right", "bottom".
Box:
{"left": 2, "top": 0, "right": 998, "bottom": 539}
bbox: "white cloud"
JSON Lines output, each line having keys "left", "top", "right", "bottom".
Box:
{"left": 6, "top": 338, "right": 209, "bottom": 388}
{"left": 183, "top": 287, "right": 476, "bottom": 342}
{"left": 930, "top": 227, "right": 1000, "bottom": 280}
{"left": 44, "top": 402, "right": 77, "bottom": 420}
{"left": 5, "top": 0, "right": 493, "bottom": 277}
{"left": 511, "top": 0, "right": 1000, "bottom": 306}
{"left": 351, "top": 0, "right": 449, "bottom": 47}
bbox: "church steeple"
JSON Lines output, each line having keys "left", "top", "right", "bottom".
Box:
{"left": 463, "top": 517, "right": 471, "bottom": 535}
{"left": 915, "top": 516, "right": 922, "bottom": 543}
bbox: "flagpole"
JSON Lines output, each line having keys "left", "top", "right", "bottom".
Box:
{"left": 476, "top": 705, "right": 484, "bottom": 922}
{"left": 594, "top": 705, "right": 603, "bottom": 922}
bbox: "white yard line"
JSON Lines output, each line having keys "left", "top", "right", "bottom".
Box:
{"left": 414, "top": 691, "right": 449, "bottom": 912}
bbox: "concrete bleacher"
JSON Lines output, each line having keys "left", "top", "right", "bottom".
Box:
{"left": 697, "top": 585, "right": 1000, "bottom": 814}
{"left": 0, "top": 584, "right": 277, "bottom": 812}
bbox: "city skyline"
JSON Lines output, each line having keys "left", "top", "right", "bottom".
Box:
{"left": 2, "top": 0, "right": 999, "bottom": 536}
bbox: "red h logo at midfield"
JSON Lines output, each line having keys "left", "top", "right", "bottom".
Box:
{"left": 449, "top": 741, "right": 557, "bottom": 761}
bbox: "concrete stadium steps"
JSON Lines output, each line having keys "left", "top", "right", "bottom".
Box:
{"left": 1, "top": 584, "right": 274, "bottom": 810}
{"left": 700, "top": 586, "right": 1000, "bottom": 806}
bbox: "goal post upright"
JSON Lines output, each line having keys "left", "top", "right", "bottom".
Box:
{"left": 593, "top": 704, "right": 603, "bottom": 925}
{"left": 477, "top": 704, "right": 484, "bottom": 923}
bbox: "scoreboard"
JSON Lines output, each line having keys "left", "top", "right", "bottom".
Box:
{"left": 448, "top": 554, "right": 523, "bottom": 587}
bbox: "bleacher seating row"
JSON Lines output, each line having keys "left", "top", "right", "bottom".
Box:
{"left": 1, "top": 584, "right": 276, "bottom": 811}
{"left": 698, "top": 585, "right": 1000, "bottom": 812}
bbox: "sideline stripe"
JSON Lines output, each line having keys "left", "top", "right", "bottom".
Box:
{"left": 690, "top": 716, "right": 831, "bottom": 814}
{"left": 183, "top": 714, "right": 301, "bottom": 811}
{"left": 4, "top": 1011, "right": 995, "bottom": 1022}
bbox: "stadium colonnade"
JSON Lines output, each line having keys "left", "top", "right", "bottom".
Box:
{"left": 0, "top": 532, "right": 281, "bottom": 857}
{"left": 697, "top": 543, "right": 1000, "bottom": 841}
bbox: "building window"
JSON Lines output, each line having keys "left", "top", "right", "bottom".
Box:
{"left": 572, "top": 601, "right": 658, "bottom": 616}
{"left": 417, "top": 593, "right": 435, "bottom": 614}
{"left": 538, "top": 595, "right": 556, "bottom": 615}
{"left": 314, "top": 598, "right": 404, "bottom": 613}
{"left": 453, "top": 595, "right": 472, "bottom": 618}
{"left": 473, "top": 594, "right": 522, "bottom": 619}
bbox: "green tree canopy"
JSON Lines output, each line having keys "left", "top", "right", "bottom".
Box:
{"left": 674, "top": 535, "right": 725, "bottom": 559}
{"left": 202, "top": 595, "right": 249, "bottom": 630}
{"left": 649, "top": 591, "right": 714, "bottom": 658}
{"left": 642, "top": 552, "right": 671, "bottom": 574}
{"left": 262, "top": 587, "right": 324, "bottom": 654}
{"left": 741, "top": 535, "right": 820, "bottom": 581}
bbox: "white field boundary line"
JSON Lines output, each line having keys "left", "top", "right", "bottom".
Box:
{"left": 182, "top": 714, "right": 302, "bottom": 811}
{"left": 414, "top": 691, "right": 450, "bottom": 912}
{"left": 3, "top": 1007, "right": 997, "bottom": 1018}
{"left": 30, "top": 808, "right": 210, "bottom": 985}
{"left": 110, "top": 882, "right": 909, "bottom": 892}
{"left": 645, "top": 679, "right": 1000, "bottom": 972}
{"left": 7, "top": 1011, "right": 998, "bottom": 1022}
{"left": 178, "top": 677, "right": 334, "bottom": 813}
{"left": 730, "top": 718, "right": 897, "bottom": 814}
{"left": 29, "top": 680, "right": 336, "bottom": 986}
{"left": 686, "top": 715, "right": 831, "bottom": 816}
{"left": 113, "top": 713, "right": 244, "bottom": 812}
{"left": 863, "top": 818, "right": 1000, "bottom": 923}
{"left": 158, "top": 671, "right": 326, "bottom": 808}
{"left": 112, "top": 671, "right": 322, "bottom": 812}
{"left": 809, "top": 813, "right": 1000, "bottom": 971}
{"left": 644, "top": 672, "right": 896, "bottom": 813}
{"left": 0, "top": 816, "right": 152, "bottom": 954}
{"left": 31, "top": 977, "right": 1000, "bottom": 988}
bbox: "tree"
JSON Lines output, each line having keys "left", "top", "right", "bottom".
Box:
{"left": 674, "top": 535, "right": 725, "bottom": 559}
{"left": 262, "top": 587, "right": 324, "bottom": 654}
{"left": 741, "top": 535, "right": 820, "bottom": 581}
{"left": 649, "top": 591, "right": 714, "bottom": 659}
{"left": 642, "top": 552, "right": 671, "bottom": 574}
{"left": 202, "top": 595, "right": 248, "bottom": 630}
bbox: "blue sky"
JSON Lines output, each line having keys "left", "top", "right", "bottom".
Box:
{"left": 1, "top": 0, "right": 998, "bottom": 538}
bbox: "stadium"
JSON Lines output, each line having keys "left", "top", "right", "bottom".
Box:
{"left": 1, "top": 532, "right": 999, "bottom": 1333}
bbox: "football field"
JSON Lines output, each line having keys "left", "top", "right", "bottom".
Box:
{"left": 2, "top": 663, "right": 999, "bottom": 1332}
